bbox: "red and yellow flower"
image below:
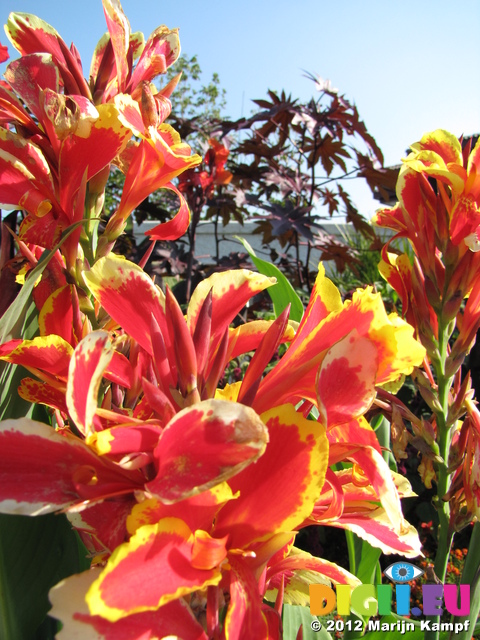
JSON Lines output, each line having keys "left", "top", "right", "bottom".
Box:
{"left": 0, "top": 254, "right": 425, "bottom": 637}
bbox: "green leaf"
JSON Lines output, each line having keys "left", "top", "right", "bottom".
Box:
{"left": 0, "top": 361, "right": 36, "bottom": 421}
{"left": 353, "top": 534, "right": 382, "bottom": 586}
{"left": 343, "top": 530, "right": 382, "bottom": 633}
{"left": 0, "top": 513, "right": 89, "bottom": 640}
{"left": 371, "top": 414, "right": 397, "bottom": 471}
{"left": 282, "top": 604, "right": 333, "bottom": 640}
{"left": 235, "top": 236, "right": 304, "bottom": 322}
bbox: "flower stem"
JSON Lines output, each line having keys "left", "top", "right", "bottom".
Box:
{"left": 425, "top": 321, "right": 455, "bottom": 640}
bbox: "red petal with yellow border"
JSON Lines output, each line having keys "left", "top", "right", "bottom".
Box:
{"left": 214, "top": 404, "right": 328, "bottom": 549}
{"left": 0, "top": 418, "right": 139, "bottom": 515}
{"left": 83, "top": 254, "right": 167, "bottom": 356}
{"left": 127, "top": 484, "right": 236, "bottom": 536}
{"left": 38, "top": 285, "right": 74, "bottom": 344}
{"left": 228, "top": 320, "right": 295, "bottom": 360}
{"left": 104, "top": 350, "right": 133, "bottom": 389}
{"left": 86, "top": 518, "right": 222, "bottom": 621}
{"left": 0, "top": 335, "right": 72, "bottom": 378}
{"left": 187, "top": 270, "right": 276, "bottom": 343}
{"left": 18, "top": 377, "right": 67, "bottom": 413}
{"left": 146, "top": 399, "right": 268, "bottom": 503}
{"left": 316, "top": 331, "right": 378, "bottom": 427}
{"left": 256, "top": 284, "right": 425, "bottom": 413}
{"left": 223, "top": 555, "right": 269, "bottom": 640}
{"left": 49, "top": 569, "right": 208, "bottom": 640}
{"left": 58, "top": 103, "right": 131, "bottom": 213}
{"left": 66, "top": 331, "right": 113, "bottom": 437}
{"left": 316, "top": 508, "right": 422, "bottom": 557}
{"left": 88, "top": 424, "right": 162, "bottom": 457}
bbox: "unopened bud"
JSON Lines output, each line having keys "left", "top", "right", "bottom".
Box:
{"left": 141, "top": 82, "right": 158, "bottom": 130}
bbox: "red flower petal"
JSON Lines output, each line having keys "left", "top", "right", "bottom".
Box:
{"left": 147, "top": 399, "right": 268, "bottom": 503}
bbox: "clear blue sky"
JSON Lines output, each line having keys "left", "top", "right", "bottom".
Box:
{"left": 2, "top": 0, "right": 479, "bottom": 218}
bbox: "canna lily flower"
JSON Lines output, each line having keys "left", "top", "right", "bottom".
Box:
{"left": 0, "top": 329, "right": 269, "bottom": 552}
{"left": 4, "top": 0, "right": 180, "bottom": 106}
{"left": 375, "top": 131, "right": 480, "bottom": 374}
{"left": 47, "top": 402, "right": 329, "bottom": 638}
{"left": 248, "top": 263, "right": 425, "bottom": 416}
{"left": 178, "top": 137, "right": 233, "bottom": 199}
{"left": 404, "top": 130, "right": 480, "bottom": 249}
{"left": 373, "top": 131, "right": 480, "bottom": 308}
{"left": 81, "top": 255, "right": 424, "bottom": 546}
{"left": 90, "top": 0, "right": 180, "bottom": 104}
{"left": 1, "top": 1, "right": 198, "bottom": 267}
{"left": 0, "top": 51, "right": 132, "bottom": 264}
{"left": 0, "top": 257, "right": 288, "bottom": 548}
{"left": 0, "top": 255, "right": 424, "bottom": 637}
{"left": 98, "top": 90, "right": 201, "bottom": 250}
{"left": 373, "top": 130, "right": 480, "bottom": 250}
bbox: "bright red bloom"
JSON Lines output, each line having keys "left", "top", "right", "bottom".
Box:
{"left": 0, "top": 41, "right": 9, "bottom": 63}
{"left": 178, "top": 137, "right": 233, "bottom": 198}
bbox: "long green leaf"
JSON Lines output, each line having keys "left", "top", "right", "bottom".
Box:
{"left": 236, "top": 236, "right": 304, "bottom": 321}
{"left": 283, "top": 604, "right": 333, "bottom": 640}
{"left": 0, "top": 513, "right": 88, "bottom": 640}
{"left": 353, "top": 533, "right": 382, "bottom": 586}
{"left": 343, "top": 531, "right": 382, "bottom": 638}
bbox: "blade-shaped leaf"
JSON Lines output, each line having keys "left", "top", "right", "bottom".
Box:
{"left": 236, "top": 236, "right": 304, "bottom": 322}
{"left": 348, "top": 531, "right": 382, "bottom": 586}
{"left": 0, "top": 513, "right": 88, "bottom": 640}
{"left": 282, "top": 604, "right": 333, "bottom": 640}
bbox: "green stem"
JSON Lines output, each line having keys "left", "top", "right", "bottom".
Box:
{"left": 449, "top": 522, "right": 480, "bottom": 640}
{"left": 345, "top": 530, "right": 356, "bottom": 577}
{"left": 425, "top": 321, "right": 455, "bottom": 640}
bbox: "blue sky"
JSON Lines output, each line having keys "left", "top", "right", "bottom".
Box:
{"left": 2, "top": 0, "right": 479, "bottom": 218}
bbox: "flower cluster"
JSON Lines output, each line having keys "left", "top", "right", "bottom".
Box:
{"left": 374, "top": 130, "right": 480, "bottom": 527}
{"left": 0, "top": 3, "right": 427, "bottom": 638}
{"left": 0, "top": 0, "right": 200, "bottom": 277}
